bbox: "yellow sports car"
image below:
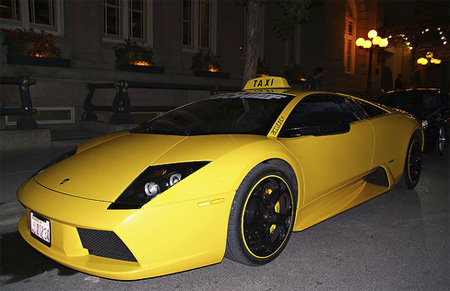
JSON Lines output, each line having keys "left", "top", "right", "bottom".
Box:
{"left": 17, "top": 76, "right": 423, "bottom": 280}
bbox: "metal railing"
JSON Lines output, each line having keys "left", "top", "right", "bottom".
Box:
{"left": 82, "top": 80, "right": 240, "bottom": 124}
{"left": 0, "top": 76, "right": 37, "bottom": 129}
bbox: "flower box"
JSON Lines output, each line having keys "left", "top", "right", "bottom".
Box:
{"left": 194, "top": 70, "right": 229, "bottom": 79}
{"left": 7, "top": 54, "right": 71, "bottom": 68}
{"left": 118, "top": 64, "right": 164, "bottom": 74}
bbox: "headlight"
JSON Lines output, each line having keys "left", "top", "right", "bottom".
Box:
{"left": 108, "top": 162, "right": 210, "bottom": 209}
{"left": 33, "top": 148, "right": 77, "bottom": 177}
{"left": 421, "top": 120, "right": 429, "bottom": 130}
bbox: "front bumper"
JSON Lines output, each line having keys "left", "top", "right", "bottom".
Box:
{"left": 17, "top": 178, "right": 233, "bottom": 280}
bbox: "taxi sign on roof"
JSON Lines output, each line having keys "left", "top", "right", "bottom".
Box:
{"left": 243, "top": 76, "right": 291, "bottom": 91}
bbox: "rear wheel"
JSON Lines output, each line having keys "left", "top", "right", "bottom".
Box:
{"left": 398, "top": 136, "right": 422, "bottom": 189}
{"left": 225, "top": 164, "right": 296, "bottom": 265}
{"left": 437, "top": 126, "right": 446, "bottom": 156}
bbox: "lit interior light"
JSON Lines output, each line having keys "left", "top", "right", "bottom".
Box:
{"left": 363, "top": 40, "right": 372, "bottom": 49}
{"left": 380, "top": 38, "right": 389, "bottom": 47}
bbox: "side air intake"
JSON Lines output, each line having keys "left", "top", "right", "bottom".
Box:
{"left": 364, "top": 167, "right": 390, "bottom": 188}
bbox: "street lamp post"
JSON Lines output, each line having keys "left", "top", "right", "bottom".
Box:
{"left": 356, "top": 29, "right": 388, "bottom": 93}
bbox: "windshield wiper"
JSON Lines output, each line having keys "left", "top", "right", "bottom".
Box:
{"left": 132, "top": 120, "right": 192, "bottom": 136}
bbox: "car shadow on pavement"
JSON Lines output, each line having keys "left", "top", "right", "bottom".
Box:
{"left": 0, "top": 231, "right": 78, "bottom": 284}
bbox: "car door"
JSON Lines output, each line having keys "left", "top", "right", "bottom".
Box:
{"left": 278, "top": 94, "right": 375, "bottom": 206}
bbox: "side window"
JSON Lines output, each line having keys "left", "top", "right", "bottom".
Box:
{"left": 279, "top": 94, "right": 350, "bottom": 137}
{"left": 354, "top": 99, "right": 387, "bottom": 117}
{"left": 332, "top": 95, "right": 369, "bottom": 121}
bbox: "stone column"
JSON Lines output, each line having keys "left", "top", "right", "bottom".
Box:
{"left": 69, "top": 0, "right": 106, "bottom": 68}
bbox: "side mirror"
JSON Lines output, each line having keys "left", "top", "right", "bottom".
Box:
{"left": 281, "top": 119, "right": 350, "bottom": 137}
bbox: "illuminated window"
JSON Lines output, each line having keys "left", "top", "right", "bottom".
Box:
{"left": 183, "top": 0, "right": 216, "bottom": 50}
{"left": 0, "top": 0, "right": 63, "bottom": 34}
{"left": 103, "top": 0, "right": 151, "bottom": 43}
{"left": 344, "top": 0, "right": 357, "bottom": 74}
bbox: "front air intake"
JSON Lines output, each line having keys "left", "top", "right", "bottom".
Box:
{"left": 77, "top": 228, "right": 137, "bottom": 262}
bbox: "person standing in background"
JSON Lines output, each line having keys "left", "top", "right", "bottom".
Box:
{"left": 395, "top": 74, "right": 403, "bottom": 90}
{"left": 306, "top": 67, "right": 324, "bottom": 90}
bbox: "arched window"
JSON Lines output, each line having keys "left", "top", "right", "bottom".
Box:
{"left": 344, "top": 0, "right": 357, "bottom": 74}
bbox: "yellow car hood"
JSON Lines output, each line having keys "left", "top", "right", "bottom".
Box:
{"left": 34, "top": 132, "right": 268, "bottom": 202}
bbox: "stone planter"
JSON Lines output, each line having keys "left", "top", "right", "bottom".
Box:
{"left": 118, "top": 64, "right": 164, "bottom": 74}
{"left": 194, "top": 70, "right": 229, "bottom": 79}
{"left": 7, "top": 54, "right": 71, "bottom": 67}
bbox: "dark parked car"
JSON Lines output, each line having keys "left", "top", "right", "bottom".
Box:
{"left": 377, "top": 88, "right": 449, "bottom": 155}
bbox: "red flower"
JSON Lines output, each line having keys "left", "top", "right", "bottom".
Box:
{"left": 29, "top": 28, "right": 34, "bottom": 32}
{"left": 48, "top": 33, "right": 53, "bottom": 37}
{"left": 113, "top": 45, "right": 118, "bottom": 49}
{"left": 30, "top": 41, "right": 35, "bottom": 45}
{"left": 52, "top": 42, "right": 56, "bottom": 45}
{"left": 47, "top": 37, "right": 52, "bottom": 41}
{"left": 1, "top": 29, "right": 11, "bottom": 33}
{"left": 24, "top": 35, "right": 29, "bottom": 39}
{"left": 41, "top": 30, "right": 45, "bottom": 33}
{"left": 11, "top": 32, "right": 17, "bottom": 36}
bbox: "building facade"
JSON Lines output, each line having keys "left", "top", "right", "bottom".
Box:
{"left": 1, "top": 0, "right": 385, "bottom": 127}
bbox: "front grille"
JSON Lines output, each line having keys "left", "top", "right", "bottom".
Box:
{"left": 77, "top": 228, "right": 137, "bottom": 262}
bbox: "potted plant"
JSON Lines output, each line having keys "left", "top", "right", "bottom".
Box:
{"left": 191, "top": 50, "right": 228, "bottom": 78}
{"left": 1, "top": 28, "right": 70, "bottom": 67}
{"left": 113, "top": 39, "right": 163, "bottom": 74}
{"left": 284, "top": 63, "right": 306, "bottom": 85}
{"left": 257, "top": 58, "right": 270, "bottom": 77}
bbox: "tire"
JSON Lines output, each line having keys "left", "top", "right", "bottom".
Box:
{"left": 437, "top": 126, "right": 446, "bottom": 156}
{"left": 398, "top": 136, "right": 422, "bottom": 189}
{"left": 225, "top": 163, "right": 296, "bottom": 266}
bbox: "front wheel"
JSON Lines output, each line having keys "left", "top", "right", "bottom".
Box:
{"left": 398, "top": 136, "right": 422, "bottom": 189}
{"left": 225, "top": 163, "right": 296, "bottom": 266}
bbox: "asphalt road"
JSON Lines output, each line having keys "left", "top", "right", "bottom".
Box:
{"left": 1, "top": 148, "right": 448, "bottom": 291}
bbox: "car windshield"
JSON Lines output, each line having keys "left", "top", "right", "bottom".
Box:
{"left": 131, "top": 93, "right": 293, "bottom": 136}
{"left": 379, "top": 90, "right": 441, "bottom": 110}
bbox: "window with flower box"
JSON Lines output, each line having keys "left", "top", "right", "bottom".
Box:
{"left": 0, "top": 0, "right": 63, "bottom": 35}
{"left": 182, "top": 0, "right": 217, "bottom": 52}
{"left": 103, "top": 0, "right": 152, "bottom": 45}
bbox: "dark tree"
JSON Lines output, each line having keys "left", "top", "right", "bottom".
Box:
{"left": 236, "top": 0, "right": 312, "bottom": 85}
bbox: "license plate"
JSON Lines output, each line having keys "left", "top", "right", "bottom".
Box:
{"left": 30, "top": 211, "right": 51, "bottom": 247}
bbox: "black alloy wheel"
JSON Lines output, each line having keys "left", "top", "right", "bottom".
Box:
{"left": 225, "top": 163, "right": 296, "bottom": 265}
{"left": 398, "top": 136, "right": 422, "bottom": 189}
